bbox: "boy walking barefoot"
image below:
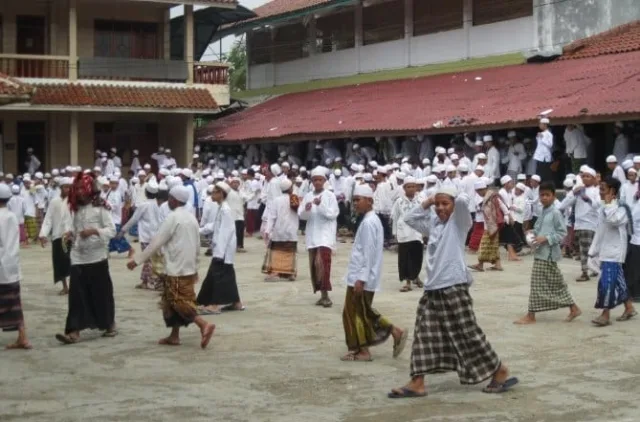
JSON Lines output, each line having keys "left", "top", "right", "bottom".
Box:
{"left": 515, "top": 182, "right": 582, "bottom": 325}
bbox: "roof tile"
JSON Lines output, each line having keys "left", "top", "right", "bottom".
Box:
{"left": 0, "top": 72, "right": 34, "bottom": 98}
{"left": 198, "top": 51, "right": 640, "bottom": 142}
{"left": 560, "top": 20, "right": 640, "bottom": 60}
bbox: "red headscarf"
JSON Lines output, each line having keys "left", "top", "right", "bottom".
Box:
{"left": 68, "top": 172, "right": 101, "bottom": 212}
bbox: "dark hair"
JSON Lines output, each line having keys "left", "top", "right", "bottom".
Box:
{"left": 0, "top": 198, "right": 8, "bottom": 206}
{"left": 145, "top": 190, "right": 158, "bottom": 200}
{"left": 539, "top": 181, "right": 556, "bottom": 195}
{"left": 157, "top": 191, "right": 169, "bottom": 202}
{"left": 247, "top": 169, "right": 255, "bottom": 177}
{"left": 602, "top": 176, "right": 621, "bottom": 195}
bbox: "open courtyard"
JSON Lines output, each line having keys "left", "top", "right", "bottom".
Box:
{"left": 1, "top": 238, "right": 639, "bottom": 422}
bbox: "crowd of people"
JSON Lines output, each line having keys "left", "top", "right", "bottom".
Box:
{"left": 1, "top": 116, "right": 639, "bottom": 399}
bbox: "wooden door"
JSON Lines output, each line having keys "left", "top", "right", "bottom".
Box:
{"left": 16, "top": 16, "right": 46, "bottom": 77}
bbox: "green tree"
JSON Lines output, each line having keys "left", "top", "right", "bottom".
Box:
{"left": 226, "top": 37, "right": 246, "bottom": 92}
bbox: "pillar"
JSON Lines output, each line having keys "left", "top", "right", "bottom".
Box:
{"left": 184, "top": 5, "right": 194, "bottom": 84}
{"left": 307, "top": 16, "right": 317, "bottom": 56}
{"left": 69, "top": 0, "right": 78, "bottom": 80}
{"left": 404, "top": 0, "right": 413, "bottom": 67}
{"left": 163, "top": 9, "right": 171, "bottom": 59}
{"left": 245, "top": 32, "right": 252, "bottom": 90}
{"left": 184, "top": 114, "right": 194, "bottom": 166}
{"left": 463, "top": 0, "right": 472, "bottom": 59}
{"left": 70, "top": 111, "right": 79, "bottom": 165}
{"left": 355, "top": 2, "right": 363, "bottom": 74}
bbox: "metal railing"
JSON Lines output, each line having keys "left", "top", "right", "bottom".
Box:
{"left": 194, "top": 62, "right": 229, "bottom": 84}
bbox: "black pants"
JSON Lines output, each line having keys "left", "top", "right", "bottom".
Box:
{"left": 377, "top": 213, "right": 392, "bottom": 243}
{"left": 197, "top": 259, "right": 240, "bottom": 306}
{"left": 338, "top": 201, "right": 351, "bottom": 231}
{"left": 235, "top": 220, "right": 245, "bottom": 249}
{"left": 398, "top": 241, "right": 424, "bottom": 281}
{"left": 536, "top": 161, "right": 553, "bottom": 183}
{"left": 66, "top": 260, "right": 115, "bottom": 334}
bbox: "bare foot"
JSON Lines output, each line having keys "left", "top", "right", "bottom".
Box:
{"left": 565, "top": 309, "right": 582, "bottom": 322}
{"left": 508, "top": 257, "right": 522, "bottom": 262}
{"left": 58, "top": 288, "right": 69, "bottom": 296}
{"left": 6, "top": 341, "right": 32, "bottom": 350}
{"left": 513, "top": 315, "right": 536, "bottom": 325}
{"left": 158, "top": 337, "right": 181, "bottom": 346}
{"left": 200, "top": 324, "right": 215, "bottom": 349}
{"left": 340, "top": 351, "right": 372, "bottom": 361}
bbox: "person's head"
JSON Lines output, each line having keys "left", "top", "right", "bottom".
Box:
{"left": 434, "top": 189, "right": 456, "bottom": 222}
{"left": 515, "top": 183, "right": 526, "bottom": 196}
{"left": 615, "top": 122, "right": 624, "bottom": 135}
{"left": 474, "top": 181, "right": 487, "bottom": 198}
{"left": 352, "top": 185, "right": 374, "bottom": 215}
{"left": 168, "top": 185, "right": 189, "bottom": 210}
{"left": 230, "top": 179, "right": 241, "bottom": 191}
{"left": 606, "top": 155, "right": 618, "bottom": 171}
{"left": 507, "top": 131, "right": 518, "bottom": 144}
{"left": 538, "top": 182, "right": 556, "bottom": 208}
{"left": 483, "top": 135, "right": 494, "bottom": 148}
{"left": 60, "top": 179, "right": 72, "bottom": 198}
{"left": 310, "top": 168, "right": 327, "bottom": 192}
{"left": 628, "top": 169, "right": 637, "bottom": 184}
{"left": 403, "top": 178, "right": 417, "bottom": 198}
{"left": 500, "top": 176, "right": 514, "bottom": 191}
{"left": 165, "top": 148, "right": 172, "bottom": 157}
{"left": 581, "top": 169, "right": 596, "bottom": 186}
{"left": 600, "top": 176, "right": 621, "bottom": 203}
{"left": 0, "top": 184, "right": 11, "bottom": 207}
{"left": 213, "top": 182, "right": 230, "bottom": 203}
{"left": 539, "top": 117, "right": 550, "bottom": 131}
{"left": 280, "top": 178, "right": 293, "bottom": 195}
{"left": 27, "top": 147, "right": 33, "bottom": 156}
{"left": 530, "top": 175, "right": 541, "bottom": 188}
{"left": 69, "top": 173, "right": 100, "bottom": 210}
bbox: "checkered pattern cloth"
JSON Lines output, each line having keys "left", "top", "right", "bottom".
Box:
{"left": 575, "top": 229, "right": 595, "bottom": 273}
{"left": 528, "top": 259, "right": 575, "bottom": 313}
{"left": 410, "top": 284, "right": 501, "bottom": 385}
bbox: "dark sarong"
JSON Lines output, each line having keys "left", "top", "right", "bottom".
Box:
{"left": 235, "top": 220, "right": 245, "bottom": 249}
{"left": 624, "top": 243, "right": 640, "bottom": 301}
{"left": 410, "top": 284, "right": 501, "bottom": 384}
{"left": 397, "top": 240, "right": 423, "bottom": 281}
{"left": 0, "top": 282, "right": 24, "bottom": 332}
{"left": 162, "top": 274, "right": 198, "bottom": 327}
{"left": 245, "top": 209, "right": 259, "bottom": 235}
{"left": 197, "top": 258, "right": 240, "bottom": 306}
{"left": 309, "top": 246, "right": 332, "bottom": 293}
{"left": 262, "top": 241, "right": 297, "bottom": 276}
{"left": 65, "top": 260, "right": 115, "bottom": 334}
{"left": 342, "top": 286, "right": 393, "bottom": 351}
{"left": 52, "top": 238, "right": 71, "bottom": 284}
{"left": 595, "top": 261, "right": 629, "bottom": 310}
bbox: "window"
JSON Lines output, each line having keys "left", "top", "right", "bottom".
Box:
{"left": 414, "top": 0, "right": 463, "bottom": 36}
{"left": 248, "top": 29, "right": 272, "bottom": 65}
{"left": 315, "top": 9, "right": 355, "bottom": 53}
{"left": 273, "top": 22, "right": 308, "bottom": 63}
{"left": 94, "top": 20, "right": 159, "bottom": 59}
{"left": 363, "top": 0, "right": 405, "bottom": 46}
{"left": 94, "top": 122, "right": 158, "bottom": 167}
{"left": 473, "top": 0, "right": 532, "bottom": 26}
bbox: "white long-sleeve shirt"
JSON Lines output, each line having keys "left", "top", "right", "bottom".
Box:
{"left": 105, "top": 189, "right": 123, "bottom": 225}
{"left": 226, "top": 189, "right": 245, "bottom": 221}
{"left": 0, "top": 208, "right": 21, "bottom": 285}
{"left": 345, "top": 210, "right": 383, "bottom": 292}
{"left": 27, "top": 156, "right": 41, "bottom": 174}
{"left": 121, "top": 200, "right": 161, "bottom": 244}
{"left": 620, "top": 181, "right": 637, "bottom": 206}
{"left": 21, "top": 189, "right": 36, "bottom": 217}
{"left": 390, "top": 195, "right": 423, "bottom": 243}
{"left": 69, "top": 205, "right": 116, "bottom": 265}
{"left": 39, "top": 197, "right": 71, "bottom": 240}
{"left": 588, "top": 202, "right": 629, "bottom": 263}
{"left": 503, "top": 143, "right": 526, "bottom": 174}
{"left": 630, "top": 200, "right": 640, "bottom": 246}
{"left": 612, "top": 165, "right": 626, "bottom": 185}
{"left": 130, "top": 156, "right": 142, "bottom": 174}
{"left": 569, "top": 186, "right": 601, "bottom": 231}
{"left": 135, "top": 206, "right": 200, "bottom": 276}
{"left": 265, "top": 195, "right": 299, "bottom": 242}
{"left": 486, "top": 146, "right": 501, "bottom": 180}
{"left": 512, "top": 194, "right": 526, "bottom": 224}
{"left": 613, "top": 134, "right": 629, "bottom": 164}
{"left": 373, "top": 180, "right": 397, "bottom": 215}
{"left": 533, "top": 130, "right": 554, "bottom": 163}
{"left": 564, "top": 127, "right": 590, "bottom": 159}
{"left": 298, "top": 189, "right": 339, "bottom": 250}
{"left": 7, "top": 195, "right": 27, "bottom": 224}
{"left": 200, "top": 202, "right": 236, "bottom": 264}
{"left": 404, "top": 194, "right": 473, "bottom": 291}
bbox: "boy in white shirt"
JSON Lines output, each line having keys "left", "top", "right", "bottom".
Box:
{"left": 8, "top": 185, "right": 28, "bottom": 246}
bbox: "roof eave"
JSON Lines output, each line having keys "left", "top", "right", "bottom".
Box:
{"left": 129, "top": 0, "right": 237, "bottom": 9}
{"left": 0, "top": 104, "right": 222, "bottom": 114}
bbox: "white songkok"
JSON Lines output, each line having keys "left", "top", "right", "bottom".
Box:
{"left": 515, "top": 183, "right": 527, "bottom": 191}
{"left": 531, "top": 175, "right": 542, "bottom": 182}
{"left": 583, "top": 167, "right": 596, "bottom": 177}
{"left": 483, "top": 135, "right": 493, "bottom": 142}
{"left": 158, "top": 181, "right": 168, "bottom": 191}
{"left": 145, "top": 181, "right": 159, "bottom": 194}
{"left": 282, "top": 162, "right": 290, "bottom": 168}
{"left": 436, "top": 186, "right": 458, "bottom": 198}
{"left": 474, "top": 180, "right": 487, "bottom": 190}
{"left": 11, "top": 185, "right": 20, "bottom": 194}
{"left": 475, "top": 165, "right": 485, "bottom": 172}
{"left": 436, "top": 147, "right": 446, "bottom": 154}
{"left": 404, "top": 176, "right": 417, "bottom": 184}
{"left": 181, "top": 168, "right": 193, "bottom": 179}
{"left": 458, "top": 164, "right": 469, "bottom": 173}
{"left": 426, "top": 175, "right": 438, "bottom": 183}
{"left": 540, "top": 117, "right": 550, "bottom": 124}
{"left": 60, "top": 177, "right": 73, "bottom": 186}
{"left": 295, "top": 176, "right": 303, "bottom": 183}
{"left": 450, "top": 154, "right": 459, "bottom": 161}
{"left": 476, "top": 153, "right": 487, "bottom": 160}
{"left": 93, "top": 166, "right": 102, "bottom": 173}
{"left": 35, "top": 172, "right": 44, "bottom": 179}
{"left": 517, "top": 173, "right": 526, "bottom": 181}
{"left": 446, "top": 164, "right": 457, "bottom": 173}
{"left": 131, "top": 177, "right": 140, "bottom": 184}
{"left": 144, "top": 164, "right": 152, "bottom": 170}
{"left": 334, "top": 169, "right": 342, "bottom": 177}
{"left": 353, "top": 184, "right": 374, "bottom": 198}
{"left": 215, "top": 182, "right": 231, "bottom": 193}
{"left": 369, "top": 161, "right": 378, "bottom": 168}
{"left": 508, "top": 130, "right": 517, "bottom": 138}
{"left": 563, "top": 179, "right": 574, "bottom": 189}
{"left": 310, "top": 167, "right": 327, "bottom": 179}
{"left": 422, "top": 158, "right": 430, "bottom": 165}
{"left": 159, "top": 168, "right": 170, "bottom": 176}
{"left": 205, "top": 175, "right": 214, "bottom": 184}
{"left": 169, "top": 185, "right": 190, "bottom": 203}
{"left": 566, "top": 173, "right": 576, "bottom": 180}
{"left": 0, "top": 184, "right": 11, "bottom": 199}
{"left": 628, "top": 168, "right": 637, "bottom": 174}
{"left": 500, "top": 175, "right": 512, "bottom": 185}
{"left": 270, "top": 164, "right": 282, "bottom": 176}
{"left": 606, "top": 155, "right": 617, "bottom": 163}
{"left": 108, "top": 176, "right": 119, "bottom": 183}
{"left": 622, "top": 160, "right": 633, "bottom": 170}
{"left": 280, "top": 178, "right": 293, "bottom": 192}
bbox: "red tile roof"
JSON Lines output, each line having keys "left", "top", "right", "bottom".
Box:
{"left": 0, "top": 72, "right": 34, "bottom": 99}
{"left": 560, "top": 20, "right": 640, "bottom": 60}
{"left": 198, "top": 51, "right": 640, "bottom": 143}
{"left": 29, "top": 83, "right": 218, "bottom": 110}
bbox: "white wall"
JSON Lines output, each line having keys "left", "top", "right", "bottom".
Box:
{"left": 410, "top": 28, "right": 467, "bottom": 66}
{"left": 470, "top": 16, "right": 534, "bottom": 57}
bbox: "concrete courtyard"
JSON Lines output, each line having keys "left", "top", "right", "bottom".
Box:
{"left": 1, "top": 237, "right": 639, "bottom": 422}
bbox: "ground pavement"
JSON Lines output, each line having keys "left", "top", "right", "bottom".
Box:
{"left": 1, "top": 238, "right": 639, "bottom": 422}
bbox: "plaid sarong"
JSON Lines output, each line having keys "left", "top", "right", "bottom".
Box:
{"left": 24, "top": 216, "right": 38, "bottom": 241}
{"left": 410, "top": 284, "right": 501, "bottom": 384}
{"left": 529, "top": 259, "right": 575, "bottom": 312}
{"left": 262, "top": 241, "right": 297, "bottom": 276}
{"left": 575, "top": 229, "right": 595, "bottom": 273}
{"left": 0, "top": 282, "right": 24, "bottom": 331}
{"left": 139, "top": 242, "right": 159, "bottom": 287}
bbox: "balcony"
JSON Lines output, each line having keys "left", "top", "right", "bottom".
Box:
{"left": 78, "top": 57, "right": 188, "bottom": 82}
{"left": 194, "top": 62, "right": 229, "bottom": 85}
{"left": 0, "top": 54, "right": 70, "bottom": 79}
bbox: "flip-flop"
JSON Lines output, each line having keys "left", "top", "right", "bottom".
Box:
{"left": 158, "top": 338, "right": 181, "bottom": 346}
{"left": 467, "top": 265, "right": 484, "bottom": 272}
{"left": 55, "top": 333, "right": 78, "bottom": 345}
{"left": 102, "top": 330, "right": 118, "bottom": 338}
{"left": 200, "top": 324, "right": 215, "bottom": 349}
{"left": 591, "top": 317, "right": 612, "bottom": 327}
{"left": 482, "top": 377, "right": 519, "bottom": 393}
{"left": 198, "top": 308, "right": 221, "bottom": 315}
{"left": 221, "top": 305, "right": 246, "bottom": 312}
{"left": 615, "top": 310, "right": 637, "bottom": 322}
{"left": 387, "top": 387, "right": 428, "bottom": 399}
{"left": 340, "top": 353, "right": 372, "bottom": 362}
{"left": 488, "top": 267, "right": 504, "bottom": 271}
{"left": 393, "top": 331, "right": 408, "bottom": 358}
{"left": 5, "top": 342, "right": 32, "bottom": 350}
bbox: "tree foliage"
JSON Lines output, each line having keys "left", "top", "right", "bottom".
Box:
{"left": 226, "top": 37, "right": 247, "bottom": 92}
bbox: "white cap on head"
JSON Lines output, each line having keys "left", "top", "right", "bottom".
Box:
{"left": 108, "top": 175, "right": 119, "bottom": 183}
{"left": 583, "top": 167, "right": 596, "bottom": 177}
{"left": 295, "top": 176, "right": 303, "bottom": 183}
{"left": 540, "top": 117, "right": 550, "bottom": 124}
{"left": 474, "top": 140, "right": 483, "bottom": 147}
{"left": 508, "top": 131, "right": 517, "bottom": 138}
{"left": 131, "top": 177, "right": 140, "bottom": 184}
{"left": 426, "top": 175, "right": 438, "bottom": 183}
{"left": 401, "top": 157, "right": 409, "bottom": 163}
{"left": 193, "top": 154, "right": 199, "bottom": 159}
{"left": 378, "top": 166, "right": 388, "bottom": 175}
{"left": 566, "top": 173, "right": 576, "bottom": 180}
{"left": 532, "top": 174, "right": 542, "bottom": 182}
{"left": 159, "top": 168, "right": 170, "bottom": 176}
{"left": 474, "top": 180, "right": 487, "bottom": 190}
{"left": 93, "top": 166, "right": 102, "bottom": 173}
{"left": 363, "top": 173, "right": 373, "bottom": 182}
{"left": 422, "top": 158, "right": 430, "bottom": 165}
{"left": 579, "top": 164, "right": 589, "bottom": 173}
{"left": 353, "top": 184, "right": 374, "bottom": 198}
{"left": 450, "top": 154, "right": 459, "bottom": 160}
{"left": 483, "top": 135, "right": 493, "bottom": 142}
{"left": 61, "top": 177, "right": 73, "bottom": 186}
{"left": 270, "top": 163, "right": 282, "bottom": 176}
{"left": 404, "top": 176, "right": 417, "bottom": 184}
{"left": 476, "top": 153, "right": 487, "bottom": 160}
{"left": 215, "top": 182, "right": 231, "bottom": 193}
{"left": 133, "top": 149, "right": 139, "bottom": 155}
{"left": 622, "top": 159, "right": 633, "bottom": 170}
{"left": 0, "top": 184, "right": 11, "bottom": 199}
{"left": 447, "top": 148, "right": 455, "bottom": 155}
{"left": 517, "top": 173, "right": 526, "bottom": 181}
{"left": 282, "top": 161, "right": 290, "bottom": 168}
{"left": 633, "top": 156, "right": 640, "bottom": 164}
{"left": 231, "top": 170, "right": 239, "bottom": 177}
{"left": 44, "top": 172, "right": 51, "bottom": 179}
{"left": 436, "top": 147, "right": 446, "bottom": 154}
{"left": 310, "top": 166, "right": 327, "bottom": 179}
{"left": 11, "top": 185, "right": 21, "bottom": 194}
{"left": 563, "top": 179, "right": 574, "bottom": 189}
{"left": 458, "top": 164, "right": 469, "bottom": 173}
{"left": 300, "top": 166, "right": 307, "bottom": 172}
{"left": 515, "top": 183, "right": 527, "bottom": 191}
{"left": 280, "top": 178, "right": 293, "bottom": 192}
{"left": 165, "top": 148, "right": 172, "bottom": 154}
{"left": 436, "top": 186, "right": 458, "bottom": 198}
{"left": 628, "top": 168, "right": 638, "bottom": 174}
{"left": 181, "top": 168, "right": 193, "bottom": 179}
{"left": 500, "top": 175, "right": 512, "bottom": 185}
{"left": 158, "top": 181, "right": 168, "bottom": 191}
{"left": 446, "top": 164, "right": 457, "bottom": 173}
{"left": 615, "top": 121, "right": 624, "bottom": 128}
{"left": 169, "top": 185, "right": 190, "bottom": 203}
{"left": 145, "top": 181, "right": 159, "bottom": 193}
{"left": 144, "top": 163, "right": 151, "bottom": 170}
{"left": 98, "top": 176, "right": 109, "bottom": 185}
{"left": 137, "top": 170, "right": 146, "bottom": 177}
{"left": 35, "top": 172, "right": 43, "bottom": 179}
{"left": 606, "top": 155, "right": 617, "bottom": 163}
{"left": 216, "top": 171, "right": 225, "bottom": 179}
{"left": 333, "top": 169, "right": 342, "bottom": 177}
{"left": 52, "top": 169, "right": 60, "bottom": 176}
{"left": 205, "top": 175, "right": 214, "bottom": 184}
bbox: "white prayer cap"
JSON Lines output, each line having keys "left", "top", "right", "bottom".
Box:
{"left": 404, "top": 176, "right": 417, "bottom": 185}
{"left": 65, "top": 165, "right": 74, "bottom": 172}
{"left": 180, "top": 168, "right": 193, "bottom": 179}
{"left": 447, "top": 148, "right": 455, "bottom": 155}
{"left": 110, "top": 147, "right": 117, "bottom": 153}
{"left": 628, "top": 168, "right": 637, "bottom": 174}
{"left": 215, "top": 182, "right": 231, "bottom": 193}
{"left": 231, "top": 170, "right": 239, "bottom": 177}
{"left": 474, "top": 140, "right": 483, "bottom": 147}
{"left": 579, "top": 164, "right": 590, "bottom": 173}
{"left": 34, "top": 172, "right": 43, "bottom": 179}
{"left": 300, "top": 166, "right": 307, "bottom": 172}
{"left": 131, "top": 177, "right": 140, "bottom": 184}
{"left": 0, "top": 184, "right": 11, "bottom": 199}
{"left": 158, "top": 181, "right": 168, "bottom": 191}
{"left": 108, "top": 175, "right": 119, "bottom": 183}
{"left": 563, "top": 179, "right": 574, "bottom": 189}
{"left": 216, "top": 171, "right": 225, "bottom": 179}
{"left": 353, "top": 143, "right": 360, "bottom": 149}
{"left": 334, "top": 169, "right": 342, "bottom": 177}
{"left": 517, "top": 173, "right": 526, "bottom": 181}
{"left": 279, "top": 151, "right": 287, "bottom": 157}
{"left": 483, "top": 135, "right": 493, "bottom": 142}
{"left": 377, "top": 165, "right": 388, "bottom": 175}
{"left": 422, "top": 158, "right": 430, "bottom": 165}
{"left": 144, "top": 163, "right": 152, "bottom": 170}
{"left": 83, "top": 169, "right": 91, "bottom": 175}
{"left": 11, "top": 185, "right": 20, "bottom": 194}
{"left": 540, "top": 117, "right": 550, "bottom": 124}
{"left": 566, "top": 173, "right": 576, "bottom": 180}
{"left": 622, "top": 159, "right": 634, "bottom": 170}
{"left": 350, "top": 163, "right": 359, "bottom": 171}
{"left": 458, "top": 164, "right": 469, "bottom": 173}
{"left": 446, "top": 164, "right": 457, "bottom": 173}
{"left": 133, "top": 149, "right": 139, "bottom": 155}
{"left": 476, "top": 153, "right": 487, "bottom": 160}
{"left": 167, "top": 176, "right": 182, "bottom": 189}
{"left": 169, "top": 185, "right": 190, "bottom": 203}
{"left": 436, "top": 147, "right": 446, "bottom": 154}
{"left": 219, "top": 153, "right": 225, "bottom": 159}
{"left": 158, "top": 146, "right": 165, "bottom": 151}
{"left": 436, "top": 186, "right": 458, "bottom": 198}
{"left": 392, "top": 163, "right": 400, "bottom": 169}
{"left": 270, "top": 163, "right": 282, "bottom": 176}
{"left": 353, "top": 184, "right": 374, "bottom": 198}
{"left": 354, "top": 173, "right": 364, "bottom": 179}
{"left": 60, "top": 177, "right": 73, "bottom": 186}
{"left": 634, "top": 156, "right": 640, "bottom": 164}
{"left": 474, "top": 180, "right": 487, "bottom": 190}
{"left": 363, "top": 174, "right": 373, "bottom": 182}
{"left": 500, "top": 175, "right": 512, "bottom": 185}
{"left": 508, "top": 130, "right": 517, "bottom": 138}
{"left": 615, "top": 121, "right": 624, "bottom": 128}
{"left": 324, "top": 158, "right": 333, "bottom": 166}
{"left": 369, "top": 161, "right": 378, "bottom": 168}
{"left": 295, "top": 176, "right": 303, "bottom": 183}
{"left": 282, "top": 161, "right": 290, "bottom": 168}
{"left": 43, "top": 172, "right": 51, "bottom": 179}
{"left": 426, "top": 175, "right": 438, "bottom": 183}
{"left": 51, "top": 169, "right": 60, "bottom": 176}
{"left": 137, "top": 170, "right": 146, "bottom": 177}
{"left": 165, "top": 148, "right": 172, "bottom": 154}
{"left": 193, "top": 154, "right": 199, "bottom": 159}
{"left": 101, "top": 152, "right": 108, "bottom": 157}
{"left": 280, "top": 178, "right": 293, "bottom": 192}
{"left": 606, "top": 155, "right": 617, "bottom": 163}
{"left": 532, "top": 174, "right": 542, "bottom": 182}
{"left": 396, "top": 172, "right": 406, "bottom": 180}
{"left": 310, "top": 166, "right": 327, "bottom": 179}
{"left": 5, "top": 173, "right": 14, "bottom": 180}
{"left": 450, "top": 154, "right": 459, "bottom": 161}
{"left": 98, "top": 176, "right": 109, "bottom": 185}
{"left": 205, "top": 175, "right": 214, "bottom": 184}
{"left": 402, "top": 157, "right": 409, "bottom": 163}
{"left": 394, "top": 153, "right": 403, "bottom": 159}
{"left": 432, "top": 165, "right": 445, "bottom": 173}
{"left": 292, "top": 164, "right": 299, "bottom": 170}
{"left": 202, "top": 169, "right": 211, "bottom": 176}
{"left": 93, "top": 166, "right": 102, "bottom": 173}
{"left": 159, "top": 168, "right": 170, "bottom": 176}
{"left": 145, "top": 181, "right": 159, "bottom": 194}
{"left": 206, "top": 185, "right": 215, "bottom": 194}
{"left": 515, "top": 183, "right": 527, "bottom": 191}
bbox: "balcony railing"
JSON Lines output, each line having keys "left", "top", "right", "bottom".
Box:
{"left": 194, "top": 62, "right": 229, "bottom": 85}
{"left": 0, "top": 54, "right": 69, "bottom": 79}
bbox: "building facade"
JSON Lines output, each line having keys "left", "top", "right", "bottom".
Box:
{"left": 238, "top": 0, "right": 640, "bottom": 90}
{"left": 0, "top": 0, "right": 235, "bottom": 174}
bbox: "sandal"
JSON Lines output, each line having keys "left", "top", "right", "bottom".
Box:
{"left": 393, "top": 331, "right": 408, "bottom": 358}
{"left": 482, "top": 377, "right": 519, "bottom": 394}
{"left": 55, "top": 333, "right": 78, "bottom": 345}
{"left": 413, "top": 278, "right": 424, "bottom": 288}
{"left": 575, "top": 274, "right": 590, "bottom": 282}
{"left": 399, "top": 285, "right": 412, "bottom": 292}
{"left": 488, "top": 266, "right": 504, "bottom": 271}
{"left": 340, "top": 352, "right": 372, "bottom": 362}
{"left": 591, "top": 316, "right": 612, "bottom": 327}
{"left": 387, "top": 387, "right": 427, "bottom": 399}
{"left": 322, "top": 299, "right": 333, "bottom": 308}
{"left": 615, "top": 310, "right": 637, "bottom": 322}
{"left": 468, "top": 264, "right": 484, "bottom": 272}
{"left": 315, "top": 298, "right": 324, "bottom": 306}
{"left": 102, "top": 330, "right": 118, "bottom": 338}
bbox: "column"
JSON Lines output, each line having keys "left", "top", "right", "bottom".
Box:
{"left": 163, "top": 9, "right": 171, "bottom": 59}
{"left": 184, "top": 114, "right": 194, "bottom": 166}
{"left": 69, "top": 0, "right": 78, "bottom": 80}
{"left": 70, "top": 111, "right": 79, "bottom": 165}
{"left": 245, "top": 32, "right": 252, "bottom": 89}
{"left": 355, "top": 2, "right": 363, "bottom": 74}
{"left": 184, "top": 5, "right": 194, "bottom": 84}
{"left": 404, "top": 0, "right": 413, "bottom": 67}
{"left": 49, "top": 0, "right": 58, "bottom": 55}
{"left": 270, "top": 27, "right": 277, "bottom": 87}
{"left": 307, "top": 16, "right": 317, "bottom": 57}
{"left": 463, "top": 0, "right": 472, "bottom": 59}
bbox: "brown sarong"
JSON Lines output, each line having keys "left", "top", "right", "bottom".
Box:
{"left": 309, "top": 247, "right": 332, "bottom": 293}
{"left": 477, "top": 232, "right": 500, "bottom": 264}
{"left": 342, "top": 286, "right": 393, "bottom": 351}
{"left": 262, "top": 241, "right": 297, "bottom": 276}
{"left": 162, "top": 274, "right": 198, "bottom": 328}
